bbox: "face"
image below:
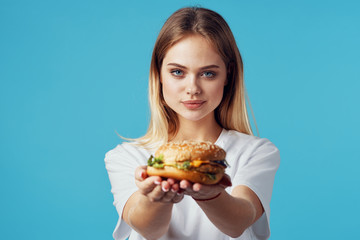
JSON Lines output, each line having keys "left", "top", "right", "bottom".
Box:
{"left": 160, "top": 34, "right": 227, "bottom": 123}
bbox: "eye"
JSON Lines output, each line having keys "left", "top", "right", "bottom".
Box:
{"left": 171, "top": 69, "right": 184, "bottom": 77}
{"left": 201, "top": 71, "right": 216, "bottom": 78}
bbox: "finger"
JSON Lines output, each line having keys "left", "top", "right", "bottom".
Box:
{"left": 147, "top": 184, "right": 165, "bottom": 202}
{"left": 171, "top": 183, "right": 180, "bottom": 192}
{"left": 161, "top": 181, "right": 170, "bottom": 193}
{"left": 192, "top": 183, "right": 219, "bottom": 193}
{"left": 192, "top": 183, "right": 202, "bottom": 192}
{"left": 134, "top": 166, "right": 148, "bottom": 181}
{"left": 162, "top": 188, "right": 177, "bottom": 202}
{"left": 167, "top": 178, "right": 176, "bottom": 185}
{"left": 164, "top": 183, "right": 181, "bottom": 202}
{"left": 181, "top": 183, "right": 198, "bottom": 196}
{"left": 172, "top": 192, "right": 184, "bottom": 203}
{"left": 186, "top": 183, "right": 222, "bottom": 200}
{"left": 173, "top": 183, "right": 185, "bottom": 194}
{"left": 180, "top": 180, "right": 192, "bottom": 190}
{"left": 136, "top": 176, "right": 162, "bottom": 195}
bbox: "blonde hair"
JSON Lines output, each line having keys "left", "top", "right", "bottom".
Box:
{"left": 134, "top": 7, "right": 255, "bottom": 148}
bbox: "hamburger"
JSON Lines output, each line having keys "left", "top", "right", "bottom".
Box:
{"left": 147, "top": 141, "right": 229, "bottom": 185}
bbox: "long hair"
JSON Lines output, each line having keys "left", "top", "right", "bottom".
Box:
{"left": 135, "top": 7, "right": 255, "bottom": 148}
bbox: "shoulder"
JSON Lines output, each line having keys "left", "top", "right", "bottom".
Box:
{"left": 104, "top": 141, "right": 152, "bottom": 165}
{"left": 220, "top": 129, "right": 279, "bottom": 159}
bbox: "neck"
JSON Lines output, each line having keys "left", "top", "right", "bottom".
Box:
{"left": 169, "top": 114, "right": 223, "bottom": 143}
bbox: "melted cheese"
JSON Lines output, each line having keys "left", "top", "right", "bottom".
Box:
{"left": 191, "top": 160, "right": 210, "bottom": 167}
{"left": 162, "top": 160, "right": 213, "bottom": 169}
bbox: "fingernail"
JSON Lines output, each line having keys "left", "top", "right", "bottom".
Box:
{"left": 154, "top": 180, "right": 161, "bottom": 185}
{"left": 162, "top": 186, "right": 169, "bottom": 192}
{"left": 171, "top": 188, "right": 177, "bottom": 193}
{"left": 139, "top": 171, "right": 144, "bottom": 179}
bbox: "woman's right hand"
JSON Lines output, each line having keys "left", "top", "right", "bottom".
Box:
{"left": 135, "top": 166, "right": 184, "bottom": 203}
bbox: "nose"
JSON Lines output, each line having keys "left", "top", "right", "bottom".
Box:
{"left": 186, "top": 75, "right": 201, "bottom": 96}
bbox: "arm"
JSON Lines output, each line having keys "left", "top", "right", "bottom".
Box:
{"left": 180, "top": 177, "right": 263, "bottom": 238}
{"left": 197, "top": 186, "right": 263, "bottom": 238}
{"left": 122, "top": 166, "right": 184, "bottom": 240}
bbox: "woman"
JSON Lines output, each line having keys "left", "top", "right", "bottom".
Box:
{"left": 105, "top": 7, "right": 280, "bottom": 240}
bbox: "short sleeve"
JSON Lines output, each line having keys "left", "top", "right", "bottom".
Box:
{"left": 231, "top": 138, "right": 280, "bottom": 239}
{"left": 104, "top": 143, "right": 150, "bottom": 240}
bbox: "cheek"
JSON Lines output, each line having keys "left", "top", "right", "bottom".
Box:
{"left": 208, "top": 83, "right": 225, "bottom": 101}
{"left": 163, "top": 82, "right": 175, "bottom": 95}
{"left": 215, "top": 89, "right": 225, "bottom": 104}
{"left": 162, "top": 80, "right": 182, "bottom": 103}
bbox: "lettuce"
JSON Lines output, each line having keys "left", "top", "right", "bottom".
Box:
{"left": 147, "top": 155, "right": 164, "bottom": 168}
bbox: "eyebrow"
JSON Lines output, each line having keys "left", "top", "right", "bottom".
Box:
{"left": 167, "top": 63, "right": 220, "bottom": 70}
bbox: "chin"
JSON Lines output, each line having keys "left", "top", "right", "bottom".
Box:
{"left": 178, "top": 112, "right": 215, "bottom": 123}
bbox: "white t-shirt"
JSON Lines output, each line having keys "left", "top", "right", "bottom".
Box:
{"left": 104, "top": 129, "right": 280, "bottom": 240}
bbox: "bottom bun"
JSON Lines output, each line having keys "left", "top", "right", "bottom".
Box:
{"left": 147, "top": 166, "right": 224, "bottom": 185}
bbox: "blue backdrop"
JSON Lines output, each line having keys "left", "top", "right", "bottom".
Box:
{"left": 1, "top": 0, "right": 359, "bottom": 239}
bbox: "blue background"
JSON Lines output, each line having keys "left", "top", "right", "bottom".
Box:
{"left": 1, "top": 0, "right": 359, "bottom": 239}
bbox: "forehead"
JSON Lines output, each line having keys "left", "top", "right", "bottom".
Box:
{"left": 162, "top": 35, "right": 225, "bottom": 68}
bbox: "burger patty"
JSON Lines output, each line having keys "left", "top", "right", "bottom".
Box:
{"left": 195, "top": 163, "right": 224, "bottom": 174}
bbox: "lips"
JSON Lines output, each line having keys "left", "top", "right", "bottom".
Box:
{"left": 181, "top": 100, "right": 206, "bottom": 109}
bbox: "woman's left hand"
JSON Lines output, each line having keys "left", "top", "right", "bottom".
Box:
{"left": 179, "top": 174, "right": 232, "bottom": 200}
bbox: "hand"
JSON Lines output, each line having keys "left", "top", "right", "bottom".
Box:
{"left": 179, "top": 174, "right": 232, "bottom": 200}
{"left": 135, "top": 166, "right": 184, "bottom": 203}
